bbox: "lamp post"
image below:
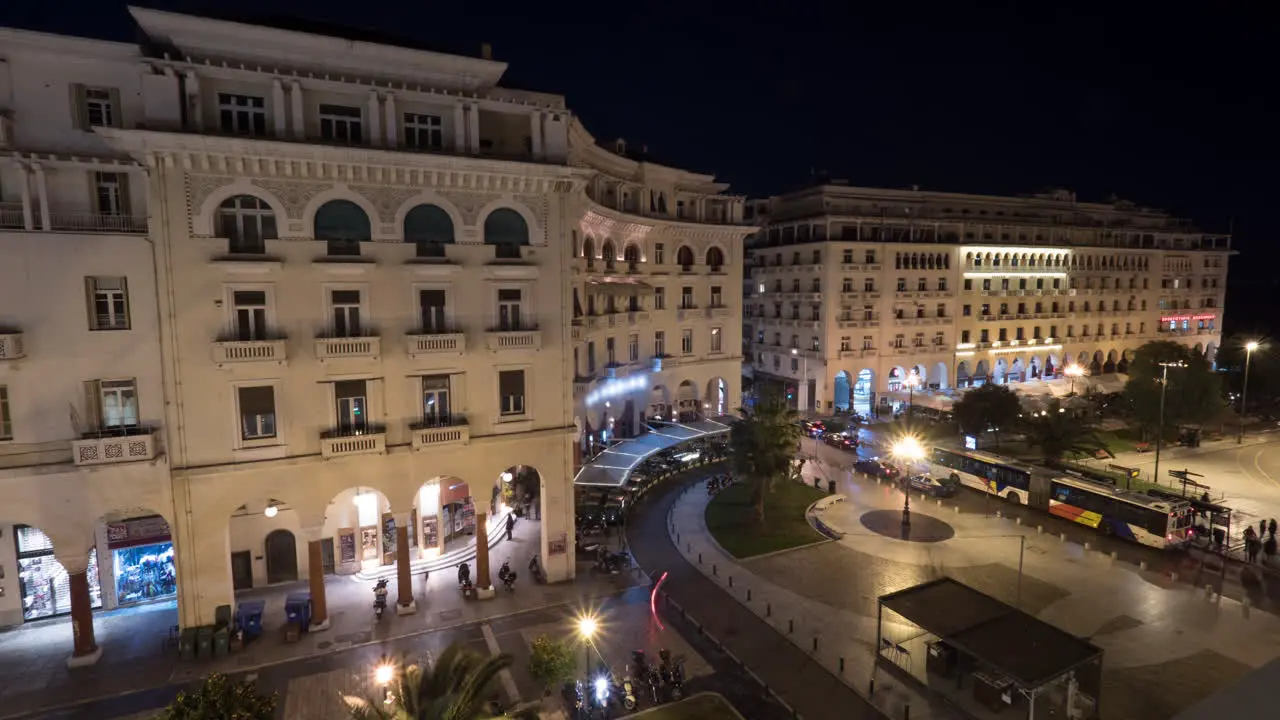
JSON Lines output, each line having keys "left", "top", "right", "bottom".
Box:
{"left": 891, "top": 435, "right": 926, "bottom": 530}
{"left": 1153, "top": 361, "right": 1187, "bottom": 486}
{"left": 791, "top": 347, "right": 809, "bottom": 415}
{"left": 374, "top": 659, "right": 396, "bottom": 706}
{"left": 1239, "top": 341, "right": 1260, "bottom": 444}
{"left": 1064, "top": 364, "right": 1085, "bottom": 396}
{"left": 577, "top": 615, "right": 598, "bottom": 675}
{"left": 905, "top": 371, "right": 922, "bottom": 429}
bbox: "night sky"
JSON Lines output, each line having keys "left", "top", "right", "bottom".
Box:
{"left": 4, "top": 2, "right": 1274, "bottom": 333}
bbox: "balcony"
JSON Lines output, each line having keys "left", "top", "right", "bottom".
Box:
{"left": 320, "top": 425, "right": 387, "bottom": 459}
{"left": 212, "top": 337, "right": 287, "bottom": 366}
{"left": 72, "top": 428, "right": 159, "bottom": 467}
{"left": 0, "top": 206, "right": 148, "bottom": 234}
{"left": 410, "top": 416, "right": 470, "bottom": 450}
{"left": 628, "top": 311, "right": 651, "bottom": 324}
{"left": 406, "top": 331, "right": 466, "bottom": 357}
{"left": 315, "top": 335, "right": 381, "bottom": 361}
{"left": 486, "top": 328, "right": 541, "bottom": 352}
{"left": 0, "top": 330, "right": 25, "bottom": 360}
{"left": 676, "top": 306, "right": 699, "bottom": 322}
{"left": 705, "top": 306, "right": 733, "bottom": 319}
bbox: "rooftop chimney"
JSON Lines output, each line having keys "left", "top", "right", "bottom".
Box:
{"left": 480, "top": 43, "right": 493, "bottom": 60}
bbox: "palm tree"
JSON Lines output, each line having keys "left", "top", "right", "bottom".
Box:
{"left": 343, "top": 643, "right": 527, "bottom": 720}
{"left": 1022, "top": 398, "right": 1111, "bottom": 463}
{"left": 729, "top": 390, "right": 803, "bottom": 524}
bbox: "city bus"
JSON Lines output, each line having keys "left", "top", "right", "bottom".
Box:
{"left": 1048, "top": 476, "right": 1195, "bottom": 549}
{"left": 927, "top": 447, "right": 1040, "bottom": 505}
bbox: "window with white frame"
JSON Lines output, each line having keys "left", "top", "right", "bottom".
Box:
{"left": 681, "top": 329, "right": 693, "bottom": 354}
{"left": 77, "top": 86, "right": 117, "bottom": 128}
{"left": 218, "top": 93, "right": 267, "bottom": 136}
{"left": 653, "top": 243, "right": 665, "bottom": 265}
{"left": 710, "top": 286, "right": 723, "bottom": 307}
{"left": 418, "top": 289, "right": 448, "bottom": 332}
{"left": 332, "top": 380, "right": 369, "bottom": 434}
{"left": 606, "top": 337, "right": 616, "bottom": 365}
{"left": 710, "top": 327, "right": 722, "bottom": 353}
{"left": 654, "top": 331, "right": 665, "bottom": 357}
{"left": 497, "top": 289, "right": 524, "bottom": 331}
{"left": 403, "top": 113, "right": 443, "bottom": 150}
{"left": 94, "top": 172, "right": 128, "bottom": 216}
{"left": 653, "top": 287, "right": 665, "bottom": 310}
{"left": 681, "top": 286, "right": 694, "bottom": 309}
{"left": 0, "top": 385, "right": 11, "bottom": 440}
{"left": 319, "top": 104, "right": 363, "bottom": 144}
{"left": 498, "top": 370, "right": 526, "bottom": 416}
{"left": 217, "top": 195, "right": 277, "bottom": 254}
{"left": 329, "top": 289, "right": 363, "bottom": 337}
{"left": 628, "top": 333, "right": 639, "bottom": 362}
{"left": 94, "top": 379, "right": 139, "bottom": 429}
{"left": 86, "top": 276, "right": 130, "bottom": 330}
{"left": 231, "top": 289, "right": 269, "bottom": 341}
{"left": 421, "top": 375, "right": 451, "bottom": 424}
{"left": 237, "top": 386, "right": 277, "bottom": 441}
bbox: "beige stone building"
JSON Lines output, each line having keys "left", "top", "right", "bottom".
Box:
{"left": 746, "top": 184, "right": 1229, "bottom": 414}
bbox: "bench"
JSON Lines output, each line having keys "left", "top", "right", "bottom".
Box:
{"left": 1134, "top": 442, "right": 1152, "bottom": 453}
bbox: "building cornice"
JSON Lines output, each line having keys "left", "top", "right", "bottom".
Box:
{"left": 0, "top": 27, "right": 140, "bottom": 61}
{"left": 94, "top": 128, "right": 591, "bottom": 194}
{"left": 582, "top": 202, "right": 758, "bottom": 242}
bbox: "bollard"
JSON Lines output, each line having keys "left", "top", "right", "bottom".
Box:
{"left": 698, "top": 552, "right": 702, "bottom": 564}
{"left": 1204, "top": 584, "right": 1213, "bottom": 600}
{"left": 954, "top": 505, "right": 960, "bottom": 514}
{"left": 767, "top": 603, "right": 772, "bottom": 617}
{"left": 870, "top": 678, "right": 875, "bottom": 696}
{"left": 712, "top": 564, "right": 717, "bottom": 576}
{"left": 839, "top": 657, "right": 845, "bottom": 673}
{"left": 813, "top": 636, "right": 818, "bottom": 652}
{"left": 1110, "top": 551, "right": 1118, "bottom": 560}
{"left": 789, "top": 619, "right": 794, "bottom": 634}
{"left": 905, "top": 703, "right": 910, "bottom": 720}
{"left": 747, "top": 589, "right": 752, "bottom": 601}
{"left": 995, "top": 510, "right": 1002, "bottom": 519}
{"left": 677, "top": 533, "right": 680, "bottom": 544}
{"left": 1084, "top": 542, "right": 1091, "bottom": 551}
{"left": 728, "top": 575, "right": 733, "bottom": 587}
{"left": 687, "top": 543, "right": 691, "bottom": 553}
{"left": 1037, "top": 525, "right": 1044, "bottom": 534}
{"left": 1139, "top": 560, "right": 1148, "bottom": 571}
{"left": 1243, "top": 597, "right": 1252, "bottom": 618}
{"left": 1171, "top": 571, "right": 1179, "bottom": 582}
{"left": 1015, "top": 517, "right": 1022, "bottom": 526}
{"left": 936, "top": 499, "right": 942, "bottom": 507}
{"left": 1060, "top": 533, "right": 1067, "bottom": 542}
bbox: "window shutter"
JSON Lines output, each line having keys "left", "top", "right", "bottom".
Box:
{"left": 107, "top": 88, "right": 122, "bottom": 128}
{"left": 82, "top": 380, "right": 102, "bottom": 432}
{"left": 120, "top": 276, "right": 131, "bottom": 328}
{"left": 69, "top": 83, "right": 88, "bottom": 130}
{"left": 84, "top": 276, "right": 98, "bottom": 330}
{"left": 239, "top": 386, "right": 275, "bottom": 417}
{"left": 117, "top": 174, "right": 133, "bottom": 219}
{"left": 88, "top": 172, "right": 101, "bottom": 215}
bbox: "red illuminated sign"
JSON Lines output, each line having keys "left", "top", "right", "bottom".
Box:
{"left": 1159, "top": 314, "right": 1216, "bottom": 323}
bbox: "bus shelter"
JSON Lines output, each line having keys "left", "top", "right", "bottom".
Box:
{"left": 877, "top": 578, "right": 1103, "bottom": 720}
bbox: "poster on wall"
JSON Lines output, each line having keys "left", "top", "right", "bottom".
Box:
{"left": 423, "top": 516, "right": 439, "bottom": 549}
{"left": 338, "top": 529, "right": 357, "bottom": 566}
{"left": 548, "top": 532, "right": 568, "bottom": 556}
{"left": 360, "top": 526, "right": 378, "bottom": 561}
{"left": 381, "top": 513, "right": 397, "bottom": 565}
{"left": 409, "top": 509, "right": 418, "bottom": 549}
{"left": 461, "top": 497, "right": 476, "bottom": 533}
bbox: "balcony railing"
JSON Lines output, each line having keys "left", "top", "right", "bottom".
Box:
{"left": 410, "top": 416, "right": 470, "bottom": 450}
{"left": 705, "top": 306, "right": 733, "bottom": 319}
{"left": 0, "top": 206, "right": 148, "bottom": 233}
{"left": 0, "top": 203, "right": 24, "bottom": 229}
{"left": 72, "top": 427, "right": 159, "bottom": 467}
{"left": 485, "top": 328, "right": 541, "bottom": 351}
{"left": 0, "top": 331, "right": 25, "bottom": 360}
{"left": 406, "top": 331, "right": 466, "bottom": 357}
{"left": 315, "top": 335, "right": 381, "bottom": 360}
{"left": 320, "top": 424, "right": 387, "bottom": 459}
{"left": 212, "top": 337, "right": 288, "bottom": 366}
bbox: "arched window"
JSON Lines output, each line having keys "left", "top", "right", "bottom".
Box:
{"left": 314, "top": 200, "right": 370, "bottom": 256}
{"left": 676, "top": 245, "right": 695, "bottom": 271}
{"left": 483, "top": 208, "right": 529, "bottom": 259}
{"left": 624, "top": 244, "right": 641, "bottom": 272}
{"left": 582, "top": 236, "right": 596, "bottom": 267}
{"left": 217, "top": 195, "right": 277, "bottom": 254}
{"left": 403, "top": 204, "right": 454, "bottom": 259}
{"left": 601, "top": 240, "right": 617, "bottom": 271}
{"left": 706, "top": 246, "right": 725, "bottom": 271}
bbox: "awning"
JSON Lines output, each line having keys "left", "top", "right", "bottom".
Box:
{"left": 574, "top": 415, "right": 735, "bottom": 487}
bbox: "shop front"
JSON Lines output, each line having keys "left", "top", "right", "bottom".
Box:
{"left": 14, "top": 525, "right": 102, "bottom": 621}
{"left": 106, "top": 515, "right": 176, "bottom": 607}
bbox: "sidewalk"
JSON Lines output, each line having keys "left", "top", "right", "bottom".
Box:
{"left": 670, "top": 456, "right": 1280, "bottom": 720}
{"left": 0, "top": 517, "right": 645, "bottom": 720}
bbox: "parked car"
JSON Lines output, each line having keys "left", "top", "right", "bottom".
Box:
{"left": 797, "top": 420, "right": 825, "bottom": 437}
{"left": 823, "top": 433, "right": 859, "bottom": 451}
{"left": 904, "top": 473, "right": 959, "bottom": 498}
{"left": 854, "top": 458, "right": 899, "bottom": 480}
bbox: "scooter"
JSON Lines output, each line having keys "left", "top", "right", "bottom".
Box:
{"left": 372, "top": 578, "right": 389, "bottom": 620}
{"left": 594, "top": 548, "right": 630, "bottom": 575}
{"left": 458, "top": 562, "right": 475, "bottom": 599}
{"left": 498, "top": 560, "right": 518, "bottom": 591}
{"left": 658, "top": 648, "right": 685, "bottom": 701}
{"left": 629, "top": 650, "right": 661, "bottom": 704}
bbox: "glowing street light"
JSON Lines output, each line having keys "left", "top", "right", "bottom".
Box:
{"left": 1240, "top": 341, "right": 1262, "bottom": 445}
{"left": 577, "top": 614, "right": 599, "bottom": 673}
{"left": 1064, "top": 364, "right": 1085, "bottom": 396}
{"left": 374, "top": 661, "right": 396, "bottom": 705}
{"left": 890, "top": 435, "right": 926, "bottom": 530}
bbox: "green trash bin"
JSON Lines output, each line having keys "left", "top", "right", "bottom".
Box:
{"left": 179, "top": 628, "right": 197, "bottom": 660}
{"left": 196, "top": 626, "right": 213, "bottom": 658}
{"left": 213, "top": 627, "right": 230, "bottom": 657}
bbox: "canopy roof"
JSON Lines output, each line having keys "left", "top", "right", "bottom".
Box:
{"left": 574, "top": 416, "right": 734, "bottom": 487}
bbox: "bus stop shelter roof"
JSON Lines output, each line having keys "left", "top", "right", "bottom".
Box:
{"left": 573, "top": 416, "right": 735, "bottom": 487}
{"left": 879, "top": 577, "right": 1102, "bottom": 689}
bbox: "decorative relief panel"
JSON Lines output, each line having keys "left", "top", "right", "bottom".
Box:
{"left": 351, "top": 185, "right": 420, "bottom": 224}
{"left": 516, "top": 193, "right": 549, "bottom": 245}
{"left": 186, "top": 174, "right": 237, "bottom": 216}
{"left": 441, "top": 191, "right": 496, "bottom": 226}
{"left": 250, "top": 179, "right": 333, "bottom": 219}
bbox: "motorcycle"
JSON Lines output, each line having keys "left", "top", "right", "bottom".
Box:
{"left": 658, "top": 648, "right": 685, "bottom": 701}
{"left": 594, "top": 548, "right": 630, "bottom": 575}
{"left": 458, "top": 562, "right": 475, "bottom": 599}
{"left": 628, "top": 650, "right": 661, "bottom": 704}
{"left": 561, "top": 680, "right": 586, "bottom": 720}
{"left": 498, "top": 560, "right": 518, "bottom": 591}
{"left": 372, "top": 578, "right": 389, "bottom": 620}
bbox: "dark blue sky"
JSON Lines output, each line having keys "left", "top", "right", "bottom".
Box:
{"left": 4, "top": 2, "right": 1273, "bottom": 291}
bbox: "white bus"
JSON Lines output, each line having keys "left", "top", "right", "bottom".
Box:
{"left": 1048, "top": 476, "right": 1195, "bottom": 549}
{"left": 928, "top": 447, "right": 1038, "bottom": 505}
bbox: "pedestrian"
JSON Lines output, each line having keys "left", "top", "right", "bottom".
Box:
{"left": 505, "top": 513, "right": 516, "bottom": 541}
{"left": 1247, "top": 539, "right": 1258, "bottom": 563}
{"left": 1270, "top": 518, "right": 1277, "bottom": 539}
{"left": 1261, "top": 519, "right": 1268, "bottom": 539}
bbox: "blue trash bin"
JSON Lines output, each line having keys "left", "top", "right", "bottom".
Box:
{"left": 285, "top": 592, "right": 312, "bottom": 631}
{"left": 236, "top": 600, "right": 266, "bottom": 640}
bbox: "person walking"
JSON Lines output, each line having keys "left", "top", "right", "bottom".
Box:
{"left": 1245, "top": 526, "right": 1259, "bottom": 563}
{"left": 505, "top": 513, "right": 516, "bottom": 541}
{"left": 1261, "top": 519, "right": 1268, "bottom": 539}
{"left": 1269, "top": 518, "right": 1277, "bottom": 539}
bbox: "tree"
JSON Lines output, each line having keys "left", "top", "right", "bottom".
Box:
{"left": 1021, "top": 398, "right": 1110, "bottom": 462}
{"left": 342, "top": 644, "right": 515, "bottom": 720}
{"left": 162, "top": 673, "right": 277, "bottom": 720}
{"left": 952, "top": 384, "right": 1021, "bottom": 448}
{"left": 1123, "top": 341, "right": 1225, "bottom": 437}
{"left": 526, "top": 634, "right": 576, "bottom": 694}
{"left": 729, "top": 390, "right": 803, "bottom": 524}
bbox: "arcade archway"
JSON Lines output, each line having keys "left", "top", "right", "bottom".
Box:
{"left": 706, "top": 377, "right": 728, "bottom": 416}
{"left": 833, "top": 371, "right": 852, "bottom": 411}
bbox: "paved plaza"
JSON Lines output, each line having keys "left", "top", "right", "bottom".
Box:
{"left": 665, "top": 443, "right": 1280, "bottom": 720}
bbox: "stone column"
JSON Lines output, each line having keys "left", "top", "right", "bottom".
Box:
{"left": 32, "top": 163, "right": 50, "bottom": 230}
{"left": 289, "top": 80, "right": 305, "bottom": 139}
{"left": 18, "top": 165, "right": 34, "bottom": 230}
{"left": 366, "top": 90, "right": 382, "bottom": 147}
{"left": 529, "top": 111, "right": 543, "bottom": 159}
{"left": 394, "top": 513, "right": 416, "bottom": 614}
{"left": 271, "top": 79, "right": 288, "bottom": 138}
{"left": 466, "top": 104, "right": 481, "bottom": 154}
{"left": 58, "top": 554, "right": 101, "bottom": 667}
{"left": 303, "top": 527, "right": 330, "bottom": 631}
{"left": 474, "top": 511, "right": 494, "bottom": 599}
{"left": 384, "top": 92, "right": 398, "bottom": 148}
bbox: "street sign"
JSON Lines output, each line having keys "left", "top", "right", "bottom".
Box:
{"left": 1168, "top": 468, "right": 1205, "bottom": 479}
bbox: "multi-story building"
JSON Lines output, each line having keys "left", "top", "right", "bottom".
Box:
{"left": 567, "top": 127, "right": 754, "bottom": 455}
{"left": 747, "top": 183, "right": 1230, "bottom": 414}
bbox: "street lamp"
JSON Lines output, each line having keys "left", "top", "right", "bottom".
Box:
{"left": 374, "top": 660, "right": 396, "bottom": 705}
{"left": 577, "top": 614, "right": 598, "bottom": 674}
{"left": 791, "top": 348, "right": 809, "bottom": 414}
{"left": 1153, "top": 361, "right": 1187, "bottom": 486}
{"left": 1239, "top": 341, "right": 1261, "bottom": 444}
{"left": 905, "top": 371, "right": 922, "bottom": 428}
{"left": 1064, "top": 364, "right": 1085, "bottom": 396}
{"left": 890, "top": 435, "right": 926, "bottom": 529}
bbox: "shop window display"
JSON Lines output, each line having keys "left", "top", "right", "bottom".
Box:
{"left": 15, "top": 525, "right": 102, "bottom": 621}
{"left": 113, "top": 543, "right": 176, "bottom": 604}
